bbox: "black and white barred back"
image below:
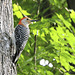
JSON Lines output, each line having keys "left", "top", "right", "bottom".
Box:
{"left": 12, "top": 25, "right": 30, "bottom": 63}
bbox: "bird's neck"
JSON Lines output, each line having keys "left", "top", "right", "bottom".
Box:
{"left": 18, "top": 24, "right": 29, "bottom": 28}
{"left": 18, "top": 20, "right": 29, "bottom": 28}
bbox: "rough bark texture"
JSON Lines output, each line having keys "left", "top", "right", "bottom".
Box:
{"left": 0, "top": 0, "right": 17, "bottom": 75}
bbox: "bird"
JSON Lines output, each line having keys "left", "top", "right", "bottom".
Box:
{"left": 12, "top": 17, "right": 38, "bottom": 64}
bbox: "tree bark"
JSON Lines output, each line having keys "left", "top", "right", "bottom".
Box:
{"left": 0, "top": 0, "right": 17, "bottom": 75}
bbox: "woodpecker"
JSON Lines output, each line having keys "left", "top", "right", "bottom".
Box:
{"left": 12, "top": 17, "right": 38, "bottom": 64}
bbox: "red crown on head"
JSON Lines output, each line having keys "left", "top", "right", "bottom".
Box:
{"left": 18, "top": 17, "right": 27, "bottom": 25}
{"left": 18, "top": 17, "right": 31, "bottom": 25}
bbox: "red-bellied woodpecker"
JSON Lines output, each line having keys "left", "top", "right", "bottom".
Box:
{"left": 12, "top": 17, "right": 38, "bottom": 64}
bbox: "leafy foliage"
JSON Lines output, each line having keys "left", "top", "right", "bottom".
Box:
{"left": 12, "top": 0, "right": 75, "bottom": 75}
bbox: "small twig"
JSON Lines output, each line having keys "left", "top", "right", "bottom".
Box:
{"left": 65, "top": 7, "right": 71, "bottom": 13}
{"left": 34, "top": 35, "right": 37, "bottom": 70}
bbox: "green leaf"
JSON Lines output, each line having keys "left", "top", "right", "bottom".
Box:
{"left": 13, "top": 3, "right": 30, "bottom": 19}
{"left": 33, "top": 29, "right": 37, "bottom": 36}
{"left": 65, "top": 73, "right": 70, "bottom": 75}
{"left": 13, "top": 4, "right": 19, "bottom": 11}
{"left": 60, "top": 55, "right": 70, "bottom": 71}
{"left": 56, "top": 14, "right": 71, "bottom": 29}
{"left": 14, "top": 11, "right": 23, "bottom": 18}
{"left": 47, "top": 71, "right": 54, "bottom": 75}
{"left": 70, "top": 10, "right": 75, "bottom": 23}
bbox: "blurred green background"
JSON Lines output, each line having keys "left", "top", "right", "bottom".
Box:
{"left": 12, "top": 0, "right": 75, "bottom": 75}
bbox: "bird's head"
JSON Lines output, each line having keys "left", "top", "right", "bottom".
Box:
{"left": 18, "top": 17, "right": 38, "bottom": 28}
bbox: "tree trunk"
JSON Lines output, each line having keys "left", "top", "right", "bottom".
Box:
{"left": 0, "top": 0, "right": 17, "bottom": 75}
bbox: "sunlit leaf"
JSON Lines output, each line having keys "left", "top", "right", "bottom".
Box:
{"left": 70, "top": 10, "right": 75, "bottom": 23}
{"left": 47, "top": 71, "right": 53, "bottom": 75}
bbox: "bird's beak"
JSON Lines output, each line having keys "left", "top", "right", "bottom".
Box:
{"left": 30, "top": 20, "right": 39, "bottom": 22}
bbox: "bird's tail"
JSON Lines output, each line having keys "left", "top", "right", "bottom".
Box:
{"left": 12, "top": 49, "right": 22, "bottom": 64}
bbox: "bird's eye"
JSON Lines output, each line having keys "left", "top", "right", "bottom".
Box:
{"left": 27, "top": 18, "right": 29, "bottom": 20}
